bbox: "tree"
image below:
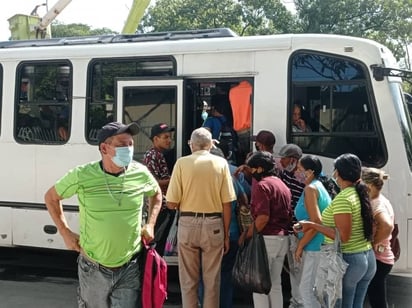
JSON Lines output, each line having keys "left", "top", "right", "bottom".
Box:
{"left": 51, "top": 21, "right": 117, "bottom": 38}
{"left": 294, "top": 0, "right": 412, "bottom": 66}
{"left": 138, "top": 0, "right": 297, "bottom": 36}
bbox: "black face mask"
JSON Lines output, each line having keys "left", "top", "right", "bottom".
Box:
{"left": 251, "top": 171, "right": 264, "bottom": 181}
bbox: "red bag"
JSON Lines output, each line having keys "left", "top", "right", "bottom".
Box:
{"left": 142, "top": 240, "right": 168, "bottom": 308}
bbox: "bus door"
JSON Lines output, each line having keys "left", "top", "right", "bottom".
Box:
{"left": 116, "top": 78, "right": 183, "bottom": 164}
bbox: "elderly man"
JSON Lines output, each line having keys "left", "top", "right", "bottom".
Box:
{"left": 44, "top": 121, "right": 162, "bottom": 308}
{"left": 166, "top": 127, "right": 236, "bottom": 308}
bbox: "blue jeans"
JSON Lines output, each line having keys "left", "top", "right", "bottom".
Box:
{"left": 77, "top": 254, "right": 142, "bottom": 308}
{"left": 220, "top": 240, "right": 239, "bottom": 308}
{"left": 342, "top": 249, "right": 376, "bottom": 308}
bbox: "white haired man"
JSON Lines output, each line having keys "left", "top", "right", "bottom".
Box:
{"left": 166, "top": 127, "right": 236, "bottom": 308}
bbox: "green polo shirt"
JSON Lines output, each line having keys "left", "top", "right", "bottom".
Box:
{"left": 55, "top": 160, "right": 159, "bottom": 267}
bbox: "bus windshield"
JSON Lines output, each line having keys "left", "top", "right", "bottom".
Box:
{"left": 390, "top": 82, "right": 412, "bottom": 170}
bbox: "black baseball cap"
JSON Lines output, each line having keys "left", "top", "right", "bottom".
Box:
{"left": 97, "top": 122, "right": 139, "bottom": 145}
{"left": 150, "top": 123, "right": 175, "bottom": 139}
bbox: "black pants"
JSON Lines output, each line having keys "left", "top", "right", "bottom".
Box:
{"left": 153, "top": 208, "right": 176, "bottom": 256}
{"left": 367, "top": 259, "right": 393, "bottom": 308}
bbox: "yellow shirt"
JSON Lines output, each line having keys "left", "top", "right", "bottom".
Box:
{"left": 166, "top": 150, "right": 236, "bottom": 212}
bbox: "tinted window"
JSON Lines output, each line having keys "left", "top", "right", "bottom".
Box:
{"left": 15, "top": 62, "right": 72, "bottom": 144}
{"left": 289, "top": 52, "right": 386, "bottom": 166}
{"left": 86, "top": 57, "right": 175, "bottom": 143}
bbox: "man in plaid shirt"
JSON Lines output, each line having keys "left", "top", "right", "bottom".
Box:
{"left": 143, "top": 123, "right": 176, "bottom": 255}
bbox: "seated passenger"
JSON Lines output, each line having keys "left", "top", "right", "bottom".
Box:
{"left": 292, "top": 104, "right": 311, "bottom": 133}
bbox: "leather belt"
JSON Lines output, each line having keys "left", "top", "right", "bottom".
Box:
{"left": 80, "top": 251, "right": 140, "bottom": 271}
{"left": 180, "top": 212, "right": 222, "bottom": 218}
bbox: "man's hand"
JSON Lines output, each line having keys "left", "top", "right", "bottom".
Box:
{"left": 61, "top": 229, "right": 80, "bottom": 252}
{"left": 223, "top": 236, "right": 230, "bottom": 255}
{"left": 141, "top": 223, "right": 155, "bottom": 243}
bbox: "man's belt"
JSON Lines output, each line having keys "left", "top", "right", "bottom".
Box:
{"left": 180, "top": 212, "right": 222, "bottom": 218}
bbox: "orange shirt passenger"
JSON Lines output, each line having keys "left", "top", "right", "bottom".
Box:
{"left": 229, "top": 81, "right": 252, "bottom": 132}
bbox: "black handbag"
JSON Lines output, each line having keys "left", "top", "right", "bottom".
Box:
{"left": 232, "top": 224, "right": 272, "bottom": 294}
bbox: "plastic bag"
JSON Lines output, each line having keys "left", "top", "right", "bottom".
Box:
{"left": 164, "top": 211, "right": 178, "bottom": 256}
{"left": 232, "top": 224, "right": 272, "bottom": 294}
{"left": 313, "top": 229, "right": 348, "bottom": 308}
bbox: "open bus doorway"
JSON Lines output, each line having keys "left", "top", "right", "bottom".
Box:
{"left": 184, "top": 79, "right": 253, "bottom": 166}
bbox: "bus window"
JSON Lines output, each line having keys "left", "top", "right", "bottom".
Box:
{"left": 86, "top": 57, "right": 175, "bottom": 143}
{"left": 15, "top": 62, "right": 72, "bottom": 144}
{"left": 289, "top": 52, "right": 386, "bottom": 166}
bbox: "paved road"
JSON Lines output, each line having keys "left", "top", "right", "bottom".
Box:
{"left": 0, "top": 248, "right": 410, "bottom": 308}
{"left": 0, "top": 267, "right": 251, "bottom": 308}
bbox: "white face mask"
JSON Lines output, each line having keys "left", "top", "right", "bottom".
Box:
{"left": 285, "top": 161, "right": 296, "bottom": 172}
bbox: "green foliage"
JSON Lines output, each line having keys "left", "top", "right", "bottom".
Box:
{"left": 138, "top": 0, "right": 411, "bottom": 66}
{"left": 51, "top": 21, "right": 117, "bottom": 38}
{"left": 138, "top": 0, "right": 297, "bottom": 36}
{"left": 294, "top": 0, "right": 412, "bottom": 66}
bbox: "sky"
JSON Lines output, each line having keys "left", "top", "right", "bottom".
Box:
{"left": 0, "top": 0, "right": 143, "bottom": 41}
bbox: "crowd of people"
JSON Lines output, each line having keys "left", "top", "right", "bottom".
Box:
{"left": 44, "top": 118, "right": 397, "bottom": 308}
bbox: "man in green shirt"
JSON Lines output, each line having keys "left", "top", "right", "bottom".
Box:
{"left": 44, "top": 121, "right": 162, "bottom": 308}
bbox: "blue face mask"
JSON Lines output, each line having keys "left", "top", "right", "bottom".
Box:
{"left": 112, "top": 146, "right": 134, "bottom": 167}
{"left": 201, "top": 111, "right": 208, "bottom": 121}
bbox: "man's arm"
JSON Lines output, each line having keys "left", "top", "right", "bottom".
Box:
{"left": 142, "top": 187, "right": 163, "bottom": 242}
{"left": 222, "top": 201, "right": 232, "bottom": 254}
{"left": 44, "top": 186, "right": 80, "bottom": 252}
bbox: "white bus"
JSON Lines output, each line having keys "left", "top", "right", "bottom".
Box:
{"left": 0, "top": 29, "right": 411, "bottom": 276}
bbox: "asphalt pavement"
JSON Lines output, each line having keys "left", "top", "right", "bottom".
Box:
{"left": 0, "top": 248, "right": 410, "bottom": 308}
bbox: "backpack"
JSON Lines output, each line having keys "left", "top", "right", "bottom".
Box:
{"left": 318, "top": 175, "right": 340, "bottom": 199}
{"left": 216, "top": 116, "right": 238, "bottom": 162}
{"left": 142, "top": 241, "right": 168, "bottom": 308}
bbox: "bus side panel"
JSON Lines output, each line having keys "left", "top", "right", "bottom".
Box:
{"left": 12, "top": 208, "right": 79, "bottom": 249}
{"left": 0, "top": 207, "right": 12, "bottom": 246}
{"left": 182, "top": 52, "right": 254, "bottom": 75}
{"left": 253, "top": 49, "right": 290, "bottom": 148}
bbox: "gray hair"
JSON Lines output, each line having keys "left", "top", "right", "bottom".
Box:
{"left": 190, "top": 127, "right": 213, "bottom": 151}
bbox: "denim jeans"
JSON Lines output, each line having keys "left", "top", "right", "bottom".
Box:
{"left": 287, "top": 235, "right": 304, "bottom": 308}
{"left": 298, "top": 251, "right": 320, "bottom": 308}
{"left": 77, "top": 253, "right": 142, "bottom": 308}
{"left": 342, "top": 249, "right": 376, "bottom": 308}
{"left": 253, "top": 235, "right": 289, "bottom": 308}
{"left": 220, "top": 240, "right": 239, "bottom": 308}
